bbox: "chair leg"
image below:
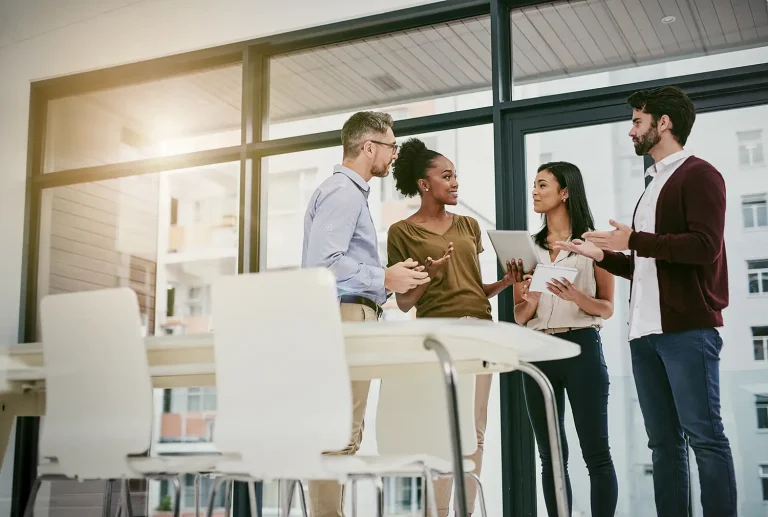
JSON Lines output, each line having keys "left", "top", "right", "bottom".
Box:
{"left": 21, "top": 477, "right": 43, "bottom": 517}
{"left": 297, "top": 480, "right": 309, "bottom": 517}
{"left": 194, "top": 474, "right": 201, "bottom": 517}
{"left": 121, "top": 479, "right": 134, "bottom": 517}
{"left": 248, "top": 481, "right": 261, "bottom": 517}
{"left": 224, "top": 480, "right": 234, "bottom": 517}
{"left": 421, "top": 475, "right": 427, "bottom": 517}
{"left": 373, "top": 477, "right": 384, "bottom": 517}
{"left": 171, "top": 477, "right": 182, "bottom": 517}
{"left": 419, "top": 464, "right": 438, "bottom": 517}
{"left": 468, "top": 473, "right": 487, "bottom": 517}
{"left": 101, "top": 479, "right": 115, "bottom": 517}
{"left": 350, "top": 478, "right": 358, "bottom": 517}
{"left": 206, "top": 476, "right": 228, "bottom": 517}
{"left": 280, "top": 480, "right": 297, "bottom": 517}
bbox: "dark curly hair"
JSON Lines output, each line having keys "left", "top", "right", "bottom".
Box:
{"left": 392, "top": 138, "right": 442, "bottom": 197}
{"left": 628, "top": 86, "right": 695, "bottom": 146}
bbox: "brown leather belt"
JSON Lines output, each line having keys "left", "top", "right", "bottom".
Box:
{"left": 339, "top": 295, "right": 383, "bottom": 319}
{"left": 542, "top": 326, "right": 598, "bottom": 335}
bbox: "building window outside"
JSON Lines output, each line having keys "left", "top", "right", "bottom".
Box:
{"left": 760, "top": 464, "right": 768, "bottom": 502}
{"left": 757, "top": 396, "right": 768, "bottom": 430}
{"left": 748, "top": 260, "right": 768, "bottom": 295}
{"left": 187, "top": 387, "right": 217, "bottom": 412}
{"left": 737, "top": 130, "right": 765, "bottom": 167}
{"left": 743, "top": 195, "right": 768, "bottom": 229}
{"left": 753, "top": 327, "right": 768, "bottom": 362}
{"left": 539, "top": 152, "right": 553, "bottom": 164}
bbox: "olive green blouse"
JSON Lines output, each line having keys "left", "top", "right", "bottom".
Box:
{"left": 387, "top": 215, "right": 492, "bottom": 320}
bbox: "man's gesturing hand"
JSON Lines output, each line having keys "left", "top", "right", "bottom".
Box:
{"left": 385, "top": 258, "right": 430, "bottom": 293}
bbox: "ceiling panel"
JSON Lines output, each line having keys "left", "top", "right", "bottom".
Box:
{"left": 53, "top": 0, "right": 768, "bottom": 145}
{"left": 511, "top": 0, "right": 768, "bottom": 83}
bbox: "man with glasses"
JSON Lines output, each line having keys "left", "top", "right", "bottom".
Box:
{"left": 302, "top": 111, "right": 429, "bottom": 517}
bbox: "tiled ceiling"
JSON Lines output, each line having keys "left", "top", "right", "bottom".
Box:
{"left": 512, "top": 0, "right": 768, "bottom": 80}
{"left": 268, "top": 16, "right": 493, "bottom": 122}
{"left": 59, "top": 0, "right": 768, "bottom": 145}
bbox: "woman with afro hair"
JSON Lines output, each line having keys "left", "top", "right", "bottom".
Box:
{"left": 387, "top": 138, "right": 516, "bottom": 517}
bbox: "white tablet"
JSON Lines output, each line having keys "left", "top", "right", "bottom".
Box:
{"left": 529, "top": 264, "right": 579, "bottom": 295}
{"left": 486, "top": 230, "right": 541, "bottom": 274}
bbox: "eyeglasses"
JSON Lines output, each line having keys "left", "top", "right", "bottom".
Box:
{"left": 368, "top": 140, "right": 400, "bottom": 154}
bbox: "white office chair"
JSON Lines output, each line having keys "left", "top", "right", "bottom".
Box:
{"left": 207, "top": 269, "right": 483, "bottom": 517}
{"left": 206, "top": 268, "right": 353, "bottom": 517}
{"left": 375, "top": 372, "right": 487, "bottom": 517}
{"left": 30, "top": 288, "right": 222, "bottom": 517}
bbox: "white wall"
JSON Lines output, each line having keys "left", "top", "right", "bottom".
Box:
{"left": 0, "top": 0, "right": 439, "bottom": 345}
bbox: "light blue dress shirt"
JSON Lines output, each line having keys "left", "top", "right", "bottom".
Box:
{"left": 302, "top": 165, "right": 387, "bottom": 305}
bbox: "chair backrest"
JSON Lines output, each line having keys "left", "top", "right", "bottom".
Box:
{"left": 376, "top": 369, "right": 477, "bottom": 461}
{"left": 211, "top": 269, "right": 352, "bottom": 478}
{"left": 39, "top": 288, "right": 153, "bottom": 479}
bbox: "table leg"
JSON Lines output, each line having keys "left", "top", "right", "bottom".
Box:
{"left": 423, "top": 337, "right": 468, "bottom": 517}
{"left": 517, "top": 361, "right": 568, "bottom": 517}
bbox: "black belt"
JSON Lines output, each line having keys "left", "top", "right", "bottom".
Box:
{"left": 339, "top": 295, "right": 383, "bottom": 318}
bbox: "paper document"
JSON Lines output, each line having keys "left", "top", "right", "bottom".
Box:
{"left": 529, "top": 264, "right": 578, "bottom": 295}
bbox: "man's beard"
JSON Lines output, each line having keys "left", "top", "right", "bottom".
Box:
{"left": 634, "top": 124, "right": 661, "bottom": 156}
{"left": 371, "top": 163, "right": 391, "bottom": 178}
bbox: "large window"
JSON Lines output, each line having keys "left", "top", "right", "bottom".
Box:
{"left": 523, "top": 104, "right": 768, "bottom": 516}
{"left": 34, "top": 161, "right": 240, "bottom": 514}
{"left": 263, "top": 123, "right": 499, "bottom": 516}
{"left": 44, "top": 64, "right": 242, "bottom": 172}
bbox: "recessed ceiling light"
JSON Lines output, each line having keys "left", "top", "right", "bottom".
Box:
{"left": 661, "top": 15, "right": 676, "bottom": 24}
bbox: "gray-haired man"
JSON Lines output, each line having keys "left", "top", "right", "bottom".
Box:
{"left": 302, "top": 111, "right": 429, "bottom": 517}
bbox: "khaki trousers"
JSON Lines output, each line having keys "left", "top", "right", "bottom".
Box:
{"left": 433, "top": 373, "right": 492, "bottom": 517}
{"left": 309, "top": 303, "right": 377, "bottom": 517}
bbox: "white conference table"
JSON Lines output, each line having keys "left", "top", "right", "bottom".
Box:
{"left": 0, "top": 318, "right": 578, "bottom": 517}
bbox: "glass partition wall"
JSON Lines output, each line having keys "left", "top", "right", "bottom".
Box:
{"left": 13, "top": 1, "right": 768, "bottom": 517}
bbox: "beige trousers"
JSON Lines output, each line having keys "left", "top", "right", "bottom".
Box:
{"left": 433, "top": 373, "right": 492, "bottom": 517}
{"left": 309, "top": 303, "right": 377, "bottom": 517}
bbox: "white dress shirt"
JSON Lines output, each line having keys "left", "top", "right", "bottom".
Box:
{"left": 628, "top": 149, "right": 692, "bottom": 340}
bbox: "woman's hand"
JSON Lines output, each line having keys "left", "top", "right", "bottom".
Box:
{"left": 504, "top": 259, "right": 530, "bottom": 286}
{"left": 520, "top": 274, "right": 541, "bottom": 305}
{"left": 546, "top": 277, "right": 582, "bottom": 302}
{"left": 425, "top": 242, "right": 453, "bottom": 279}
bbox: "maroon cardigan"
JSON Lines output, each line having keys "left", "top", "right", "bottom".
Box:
{"left": 599, "top": 156, "right": 728, "bottom": 333}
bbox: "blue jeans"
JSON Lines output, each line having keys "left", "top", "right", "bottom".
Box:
{"left": 630, "top": 329, "right": 737, "bottom": 517}
{"left": 523, "top": 328, "right": 618, "bottom": 517}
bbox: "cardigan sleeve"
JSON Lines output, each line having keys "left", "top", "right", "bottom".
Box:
{"left": 598, "top": 251, "right": 633, "bottom": 280}
{"left": 629, "top": 163, "right": 726, "bottom": 265}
